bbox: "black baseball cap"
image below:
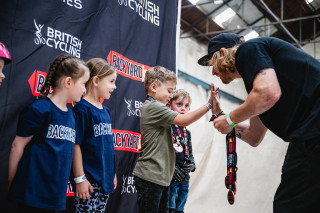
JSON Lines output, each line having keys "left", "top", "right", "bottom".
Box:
{"left": 198, "top": 33, "right": 243, "bottom": 66}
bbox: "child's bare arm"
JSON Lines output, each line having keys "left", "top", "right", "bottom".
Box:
{"left": 114, "top": 174, "right": 117, "bottom": 190}
{"left": 72, "top": 143, "right": 93, "bottom": 199}
{"left": 172, "top": 105, "right": 210, "bottom": 126}
{"left": 8, "top": 136, "right": 33, "bottom": 187}
{"left": 172, "top": 83, "right": 215, "bottom": 127}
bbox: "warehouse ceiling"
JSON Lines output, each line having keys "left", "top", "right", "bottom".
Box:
{"left": 179, "top": 0, "right": 320, "bottom": 49}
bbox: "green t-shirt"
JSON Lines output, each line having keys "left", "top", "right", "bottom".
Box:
{"left": 133, "top": 100, "right": 178, "bottom": 186}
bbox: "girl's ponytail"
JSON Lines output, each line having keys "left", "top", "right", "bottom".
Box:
{"left": 39, "top": 54, "right": 85, "bottom": 98}
{"left": 85, "top": 58, "right": 115, "bottom": 93}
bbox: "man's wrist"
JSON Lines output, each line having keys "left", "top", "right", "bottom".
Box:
{"left": 209, "top": 111, "right": 224, "bottom": 122}
{"left": 226, "top": 112, "right": 237, "bottom": 127}
{"left": 212, "top": 110, "right": 224, "bottom": 116}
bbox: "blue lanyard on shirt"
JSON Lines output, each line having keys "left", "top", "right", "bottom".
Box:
{"left": 146, "top": 95, "right": 155, "bottom": 102}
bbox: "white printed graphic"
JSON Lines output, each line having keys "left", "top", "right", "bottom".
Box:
{"left": 124, "top": 97, "right": 142, "bottom": 117}
{"left": 33, "top": 19, "right": 82, "bottom": 58}
{"left": 118, "top": 0, "right": 128, "bottom": 6}
{"left": 118, "top": 0, "right": 160, "bottom": 27}
{"left": 93, "top": 123, "right": 113, "bottom": 137}
{"left": 34, "top": 20, "right": 46, "bottom": 45}
{"left": 121, "top": 176, "right": 137, "bottom": 194}
{"left": 62, "top": 0, "right": 82, "bottom": 9}
{"left": 46, "top": 124, "right": 76, "bottom": 143}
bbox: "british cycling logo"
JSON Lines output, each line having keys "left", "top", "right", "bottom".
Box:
{"left": 121, "top": 175, "right": 137, "bottom": 194}
{"left": 118, "top": 0, "right": 160, "bottom": 26}
{"left": 33, "top": 19, "right": 82, "bottom": 58}
{"left": 124, "top": 97, "right": 143, "bottom": 117}
{"left": 62, "top": 0, "right": 82, "bottom": 9}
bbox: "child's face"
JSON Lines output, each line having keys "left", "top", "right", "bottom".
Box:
{"left": 97, "top": 72, "right": 117, "bottom": 100}
{"left": 69, "top": 66, "right": 90, "bottom": 102}
{"left": 170, "top": 97, "right": 190, "bottom": 114}
{"left": 0, "top": 58, "right": 5, "bottom": 86}
{"left": 154, "top": 80, "right": 175, "bottom": 105}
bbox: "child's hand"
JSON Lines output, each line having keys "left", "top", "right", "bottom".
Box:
{"left": 181, "top": 162, "right": 196, "bottom": 173}
{"left": 76, "top": 180, "right": 93, "bottom": 200}
{"left": 209, "top": 83, "right": 222, "bottom": 114}
{"left": 114, "top": 174, "right": 117, "bottom": 190}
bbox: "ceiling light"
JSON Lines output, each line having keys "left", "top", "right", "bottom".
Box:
{"left": 214, "top": 0, "right": 224, "bottom": 4}
{"left": 244, "top": 30, "right": 259, "bottom": 41}
{"left": 305, "top": 0, "right": 314, "bottom": 4}
{"left": 190, "top": 0, "right": 200, "bottom": 5}
{"left": 213, "top": 8, "right": 236, "bottom": 27}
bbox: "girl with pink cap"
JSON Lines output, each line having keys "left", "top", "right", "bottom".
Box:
{"left": 0, "top": 41, "right": 12, "bottom": 86}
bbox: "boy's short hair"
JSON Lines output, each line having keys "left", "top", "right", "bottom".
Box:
{"left": 170, "top": 89, "right": 192, "bottom": 105}
{"left": 144, "top": 66, "right": 177, "bottom": 92}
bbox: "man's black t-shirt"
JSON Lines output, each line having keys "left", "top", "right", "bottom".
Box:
{"left": 235, "top": 37, "right": 320, "bottom": 142}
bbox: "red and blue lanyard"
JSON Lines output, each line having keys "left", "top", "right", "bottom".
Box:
{"left": 173, "top": 125, "right": 189, "bottom": 157}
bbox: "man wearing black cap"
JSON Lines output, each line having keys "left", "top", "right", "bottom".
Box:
{"left": 198, "top": 33, "right": 320, "bottom": 212}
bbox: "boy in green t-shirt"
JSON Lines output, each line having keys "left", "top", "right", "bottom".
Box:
{"left": 133, "top": 66, "right": 214, "bottom": 213}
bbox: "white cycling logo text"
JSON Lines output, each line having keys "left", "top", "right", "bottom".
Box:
{"left": 62, "top": 0, "right": 82, "bottom": 9}
{"left": 121, "top": 176, "right": 137, "bottom": 194}
{"left": 118, "top": 0, "right": 160, "bottom": 27}
{"left": 34, "top": 19, "right": 82, "bottom": 58}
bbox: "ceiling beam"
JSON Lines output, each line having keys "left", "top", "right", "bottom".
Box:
{"left": 181, "top": 18, "right": 212, "bottom": 41}
{"left": 181, "top": 0, "right": 232, "bottom": 35}
{"left": 180, "top": 14, "right": 320, "bottom": 39}
{"left": 257, "top": 0, "right": 302, "bottom": 48}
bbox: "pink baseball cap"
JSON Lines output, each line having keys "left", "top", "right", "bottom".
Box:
{"left": 0, "top": 41, "right": 12, "bottom": 64}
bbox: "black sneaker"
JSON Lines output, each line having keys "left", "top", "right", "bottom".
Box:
{"left": 169, "top": 209, "right": 175, "bottom": 213}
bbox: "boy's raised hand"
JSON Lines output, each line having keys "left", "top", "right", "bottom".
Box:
{"left": 210, "top": 83, "right": 222, "bottom": 114}
{"left": 208, "top": 83, "right": 214, "bottom": 107}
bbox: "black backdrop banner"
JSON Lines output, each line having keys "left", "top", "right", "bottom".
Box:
{"left": 0, "top": 1, "right": 177, "bottom": 212}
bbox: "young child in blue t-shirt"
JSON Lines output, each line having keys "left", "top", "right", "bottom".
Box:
{"left": 168, "top": 89, "right": 196, "bottom": 213}
{"left": 72, "top": 58, "right": 117, "bottom": 213}
{"left": 8, "top": 54, "right": 90, "bottom": 212}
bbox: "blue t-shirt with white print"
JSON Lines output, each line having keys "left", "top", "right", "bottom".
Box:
{"left": 73, "top": 98, "right": 116, "bottom": 195}
{"left": 8, "top": 98, "right": 76, "bottom": 210}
